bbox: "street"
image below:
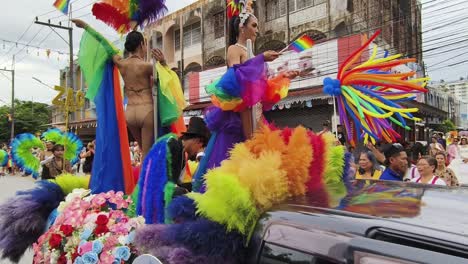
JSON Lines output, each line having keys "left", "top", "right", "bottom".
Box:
{"left": 0, "top": 174, "right": 35, "bottom": 264}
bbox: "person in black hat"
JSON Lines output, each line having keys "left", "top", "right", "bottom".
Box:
{"left": 181, "top": 117, "right": 211, "bottom": 162}
{"left": 175, "top": 117, "right": 211, "bottom": 192}
{"left": 380, "top": 143, "right": 408, "bottom": 181}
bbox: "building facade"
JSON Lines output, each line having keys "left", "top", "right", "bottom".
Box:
{"left": 430, "top": 79, "right": 468, "bottom": 129}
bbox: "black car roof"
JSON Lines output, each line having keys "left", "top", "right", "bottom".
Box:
{"left": 257, "top": 180, "right": 468, "bottom": 238}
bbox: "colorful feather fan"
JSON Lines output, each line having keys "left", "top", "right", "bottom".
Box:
{"left": 57, "top": 132, "right": 83, "bottom": 165}
{"left": 92, "top": 0, "right": 167, "bottom": 33}
{"left": 41, "top": 129, "right": 83, "bottom": 165}
{"left": 41, "top": 128, "right": 63, "bottom": 144}
{"left": 0, "top": 150, "right": 7, "bottom": 167}
{"left": 323, "top": 30, "right": 428, "bottom": 145}
{"left": 10, "top": 133, "right": 44, "bottom": 178}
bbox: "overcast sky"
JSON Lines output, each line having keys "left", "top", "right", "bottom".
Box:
{"left": 0, "top": 0, "right": 466, "bottom": 106}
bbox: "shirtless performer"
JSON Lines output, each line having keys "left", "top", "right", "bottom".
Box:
{"left": 72, "top": 19, "right": 166, "bottom": 159}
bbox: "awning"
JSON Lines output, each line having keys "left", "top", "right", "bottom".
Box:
{"left": 48, "top": 118, "right": 98, "bottom": 129}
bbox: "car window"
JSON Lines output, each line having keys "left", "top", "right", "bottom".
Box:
{"left": 259, "top": 242, "right": 338, "bottom": 264}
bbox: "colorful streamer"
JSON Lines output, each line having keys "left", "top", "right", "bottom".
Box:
{"left": 323, "top": 30, "right": 428, "bottom": 144}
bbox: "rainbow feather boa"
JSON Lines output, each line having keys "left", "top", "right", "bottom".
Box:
{"left": 134, "top": 125, "right": 351, "bottom": 263}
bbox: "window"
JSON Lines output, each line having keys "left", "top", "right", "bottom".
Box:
{"left": 183, "top": 21, "right": 201, "bottom": 48}
{"left": 259, "top": 243, "right": 338, "bottom": 264}
{"left": 266, "top": 0, "right": 280, "bottom": 21}
{"left": 213, "top": 12, "right": 224, "bottom": 39}
{"left": 174, "top": 29, "right": 181, "bottom": 50}
{"left": 153, "top": 35, "right": 162, "bottom": 49}
{"left": 267, "top": 0, "right": 315, "bottom": 21}
{"left": 296, "top": 0, "right": 313, "bottom": 10}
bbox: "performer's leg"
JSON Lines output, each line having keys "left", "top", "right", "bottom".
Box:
{"left": 126, "top": 105, "right": 143, "bottom": 151}
{"left": 141, "top": 110, "right": 155, "bottom": 160}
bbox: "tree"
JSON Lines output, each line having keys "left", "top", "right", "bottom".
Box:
{"left": 432, "top": 119, "right": 457, "bottom": 133}
{"left": 0, "top": 100, "right": 51, "bottom": 144}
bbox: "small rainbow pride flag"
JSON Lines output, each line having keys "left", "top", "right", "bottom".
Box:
{"left": 290, "top": 34, "right": 315, "bottom": 52}
{"left": 53, "top": 0, "right": 70, "bottom": 15}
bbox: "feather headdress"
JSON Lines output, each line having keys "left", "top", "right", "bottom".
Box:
{"left": 92, "top": 0, "right": 168, "bottom": 33}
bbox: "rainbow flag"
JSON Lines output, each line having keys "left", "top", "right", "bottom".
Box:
{"left": 290, "top": 34, "right": 315, "bottom": 52}
{"left": 53, "top": 0, "right": 70, "bottom": 14}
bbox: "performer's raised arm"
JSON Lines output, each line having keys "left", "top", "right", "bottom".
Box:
{"left": 71, "top": 19, "right": 121, "bottom": 65}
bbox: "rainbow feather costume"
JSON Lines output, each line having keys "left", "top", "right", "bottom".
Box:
{"left": 92, "top": 0, "right": 167, "bottom": 33}
{"left": 323, "top": 30, "right": 428, "bottom": 145}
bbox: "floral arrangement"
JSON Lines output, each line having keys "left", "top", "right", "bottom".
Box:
{"left": 33, "top": 189, "right": 145, "bottom": 264}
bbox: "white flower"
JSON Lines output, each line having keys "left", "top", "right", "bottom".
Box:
{"left": 134, "top": 216, "right": 145, "bottom": 227}
{"left": 118, "top": 235, "right": 127, "bottom": 245}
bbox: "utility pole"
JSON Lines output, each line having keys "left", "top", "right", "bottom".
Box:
{"left": 35, "top": 8, "right": 74, "bottom": 132}
{"left": 0, "top": 56, "right": 15, "bottom": 141}
{"left": 35, "top": 7, "right": 74, "bottom": 171}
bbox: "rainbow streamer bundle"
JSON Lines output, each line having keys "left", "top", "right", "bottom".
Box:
{"left": 323, "top": 30, "right": 428, "bottom": 145}
{"left": 0, "top": 150, "right": 7, "bottom": 167}
{"left": 10, "top": 133, "right": 45, "bottom": 178}
{"left": 92, "top": 0, "right": 167, "bottom": 33}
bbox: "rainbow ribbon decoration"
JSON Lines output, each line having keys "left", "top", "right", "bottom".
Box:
{"left": 323, "top": 30, "right": 428, "bottom": 145}
{"left": 78, "top": 25, "right": 135, "bottom": 194}
{"left": 92, "top": 0, "right": 167, "bottom": 33}
{"left": 53, "top": 0, "right": 70, "bottom": 15}
{"left": 288, "top": 34, "right": 315, "bottom": 52}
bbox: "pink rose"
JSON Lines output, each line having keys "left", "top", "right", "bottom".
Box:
{"left": 104, "top": 191, "right": 115, "bottom": 199}
{"left": 91, "top": 194, "right": 107, "bottom": 208}
{"left": 99, "top": 251, "right": 115, "bottom": 264}
{"left": 78, "top": 241, "right": 93, "bottom": 255}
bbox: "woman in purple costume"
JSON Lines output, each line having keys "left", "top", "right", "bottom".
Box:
{"left": 192, "top": 3, "right": 298, "bottom": 192}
